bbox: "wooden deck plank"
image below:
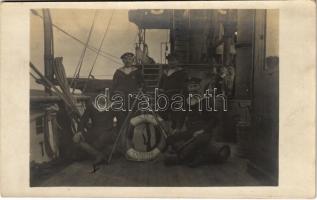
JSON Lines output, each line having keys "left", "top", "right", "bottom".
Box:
{"left": 35, "top": 156, "right": 264, "bottom": 187}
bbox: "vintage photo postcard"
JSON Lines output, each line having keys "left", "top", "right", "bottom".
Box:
{"left": 0, "top": 1, "right": 315, "bottom": 198}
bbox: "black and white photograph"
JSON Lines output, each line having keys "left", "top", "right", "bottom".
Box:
{"left": 0, "top": 1, "right": 316, "bottom": 197}
{"left": 29, "top": 8, "right": 279, "bottom": 187}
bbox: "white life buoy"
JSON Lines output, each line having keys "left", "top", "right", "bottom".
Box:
{"left": 126, "top": 114, "right": 166, "bottom": 161}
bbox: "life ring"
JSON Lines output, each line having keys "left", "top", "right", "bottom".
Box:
{"left": 125, "top": 114, "right": 166, "bottom": 161}
{"left": 44, "top": 111, "right": 60, "bottom": 159}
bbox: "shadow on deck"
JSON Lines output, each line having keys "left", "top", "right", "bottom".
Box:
{"left": 31, "top": 155, "right": 272, "bottom": 187}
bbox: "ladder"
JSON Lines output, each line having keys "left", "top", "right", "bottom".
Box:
{"left": 172, "top": 10, "right": 190, "bottom": 63}
{"left": 141, "top": 64, "right": 162, "bottom": 98}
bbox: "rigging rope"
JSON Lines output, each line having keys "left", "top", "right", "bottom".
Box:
{"left": 82, "top": 10, "right": 115, "bottom": 93}
{"left": 53, "top": 58, "right": 80, "bottom": 114}
{"left": 30, "top": 62, "right": 80, "bottom": 119}
{"left": 31, "top": 10, "right": 121, "bottom": 65}
{"left": 71, "top": 10, "right": 98, "bottom": 92}
{"left": 30, "top": 61, "right": 82, "bottom": 136}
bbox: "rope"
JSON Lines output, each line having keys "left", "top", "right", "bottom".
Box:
{"left": 30, "top": 62, "right": 82, "bottom": 138}
{"left": 53, "top": 58, "right": 75, "bottom": 102}
{"left": 70, "top": 10, "right": 98, "bottom": 92}
{"left": 82, "top": 10, "right": 115, "bottom": 93}
{"left": 31, "top": 10, "right": 121, "bottom": 65}
{"left": 30, "top": 62, "right": 80, "bottom": 119}
{"left": 52, "top": 58, "right": 81, "bottom": 117}
{"left": 72, "top": 11, "right": 98, "bottom": 84}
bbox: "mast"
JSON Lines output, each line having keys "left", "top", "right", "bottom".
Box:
{"left": 42, "top": 9, "right": 54, "bottom": 94}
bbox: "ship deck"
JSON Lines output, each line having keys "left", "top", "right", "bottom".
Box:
{"left": 31, "top": 153, "right": 271, "bottom": 187}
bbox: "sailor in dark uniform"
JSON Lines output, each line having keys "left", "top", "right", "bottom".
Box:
{"left": 158, "top": 54, "right": 188, "bottom": 131}
{"left": 164, "top": 77, "right": 230, "bottom": 167}
{"left": 112, "top": 52, "right": 144, "bottom": 129}
{"left": 72, "top": 91, "right": 116, "bottom": 165}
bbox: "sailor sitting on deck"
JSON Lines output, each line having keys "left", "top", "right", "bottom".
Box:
{"left": 164, "top": 77, "right": 231, "bottom": 167}
{"left": 72, "top": 90, "right": 116, "bottom": 166}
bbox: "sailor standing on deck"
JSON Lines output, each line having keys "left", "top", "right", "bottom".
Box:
{"left": 158, "top": 53, "right": 188, "bottom": 132}
{"left": 112, "top": 52, "right": 144, "bottom": 129}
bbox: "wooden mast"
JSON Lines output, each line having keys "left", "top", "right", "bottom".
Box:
{"left": 42, "top": 9, "right": 54, "bottom": 94}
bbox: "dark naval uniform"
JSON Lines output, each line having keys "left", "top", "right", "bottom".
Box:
{"left": 164, "top": 81, "right": 230, "bottom": 167}
{"left": 78, "top": 102, "right": 116, "bottom": 152}
{"left": 112, "top": 67, "right": 144, "bottom": 96}
{"left": 166, "top": 98, "right": 218, "bottom": 162}
{"left": 158, "top": 67, "right": 188, "bottom": 129}
{"left": 112, "top": 66, "right": 144, "bottom": 129}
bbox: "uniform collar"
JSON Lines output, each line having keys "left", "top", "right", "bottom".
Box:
{"left": 118, "top": 66, "right": 138, "bottom": 75}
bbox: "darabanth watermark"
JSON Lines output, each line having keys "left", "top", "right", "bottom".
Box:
{"left": 94, "top": 88, "right": 228, "bottom": 112}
